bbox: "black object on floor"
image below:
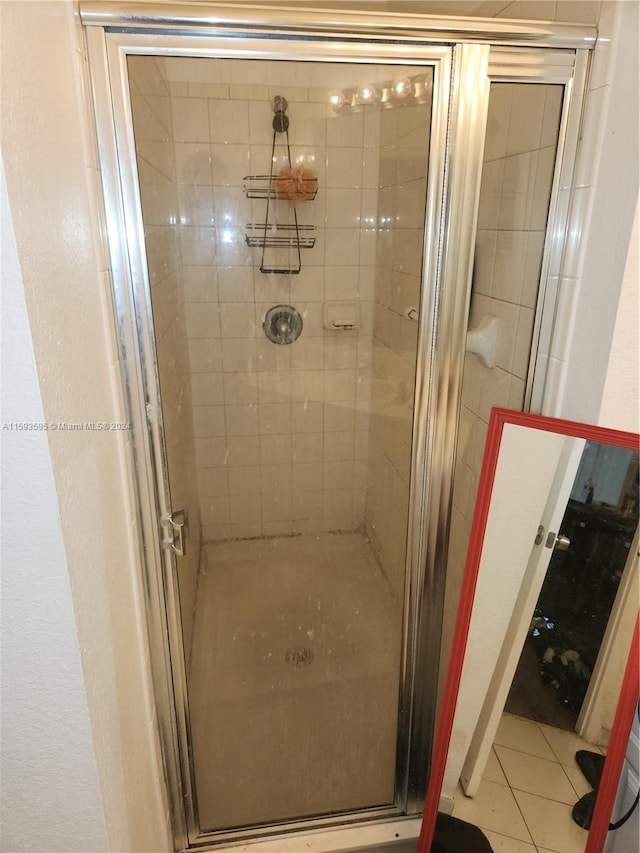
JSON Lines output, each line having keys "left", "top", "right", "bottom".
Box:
{"left": 432, "top": 813, "right": 494, "bottom": 852}
{"left": 572, "top": 748, "right": 640, "bottom": 833}
{"left": 576, "top": 749, "right": 606, "bottom": 789}
{"left": 572, "top": 748, "right": 606, "bottom": 830}
{"left": 572, "top": 788, "right": 597, "bottom": 830}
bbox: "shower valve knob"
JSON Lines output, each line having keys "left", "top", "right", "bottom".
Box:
{"left": 264, "top": 305, "right": 302, "bottom": 345}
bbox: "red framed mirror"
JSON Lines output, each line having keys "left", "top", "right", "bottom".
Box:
{"left": 419, "top": 407, "right": 639, "bottom": 852}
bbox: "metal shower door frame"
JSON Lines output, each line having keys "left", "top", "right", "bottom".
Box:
{"left": 82, "top": 5, "right": 594, "bottom": 849}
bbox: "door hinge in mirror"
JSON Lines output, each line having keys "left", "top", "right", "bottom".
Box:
{"left": 161, "top": 509, "right": 188, "bottom": 557}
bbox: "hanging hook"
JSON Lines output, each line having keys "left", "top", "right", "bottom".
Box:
{"left": 272, "top": 94, "right": 289, "bottom": 133}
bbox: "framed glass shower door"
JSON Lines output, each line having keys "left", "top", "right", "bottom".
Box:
{"left": 126, "top": 52, "right": 436, "bottom": 832}
{"left": 85, "top": 18, "right": 494, "bottom": 841}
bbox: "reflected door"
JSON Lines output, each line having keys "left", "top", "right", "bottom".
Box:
{"left": 460, "top": 428, "right": 586, "bottom": 796}
{"left": 127, "top": 54, "right": 434, "bottom": 833}
{"left": 507, "top": 442, "right": 640, "bottom": 729}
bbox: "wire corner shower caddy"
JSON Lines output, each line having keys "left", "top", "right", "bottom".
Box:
{"left": 244, "top": 95, "right": 317, "bottom": 275}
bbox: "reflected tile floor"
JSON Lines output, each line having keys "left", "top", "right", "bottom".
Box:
{"left": 188, "top": 532, "right": 403, "bottom": 833}
{"left": 452, "top": 713, "right": 607, "bottom": 853}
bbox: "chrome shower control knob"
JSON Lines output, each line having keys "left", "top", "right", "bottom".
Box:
{"left": 263, "top": 305, "right": 303, "bottom": 345}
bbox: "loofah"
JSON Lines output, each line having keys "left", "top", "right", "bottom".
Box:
{"left": 273, "top": 165, "right": 317, "bottom": 202}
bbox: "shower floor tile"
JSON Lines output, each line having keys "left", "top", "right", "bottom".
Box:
{"left": 188, "top": 531, "right": 404, "bottom": 832}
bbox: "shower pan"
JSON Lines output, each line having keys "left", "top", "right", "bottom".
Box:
{"left": 82, "top": 4, "right": 594, "bottom": 850}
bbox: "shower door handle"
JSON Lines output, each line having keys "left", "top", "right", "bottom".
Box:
{"left": 161, "top": 508, "right": 188, "bottom": 557}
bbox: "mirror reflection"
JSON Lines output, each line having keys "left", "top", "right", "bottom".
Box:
{"left": 507, "top": 441, "right": 638, "bottom": 731}
{"left": 437, "top": 410, "right": 638, "bottom": 852}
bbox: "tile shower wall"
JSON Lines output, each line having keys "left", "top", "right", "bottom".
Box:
{"left": 441, "top": 83, "right": 564, "bottom": 688}
{"left": 364, "top": 100, "right": 431, "bottom": 596}
{"left": 160, "top": 58, "right": 394, "bottom": 541}
{"left": 128, "top": 56, "right": 202, "bottom": 658}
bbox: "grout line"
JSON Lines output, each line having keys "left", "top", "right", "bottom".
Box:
{"left": 559, "top": 756, "right": 586, "bottom": 800}
{"left": 537, "top": 719, "right": 566, "bottom": 765}
{"left": 492, "top": 743, "right": 511, "bottom": 783}
{"left": 491, "top": 744, "right": 537, "bottom": 847}
{"left": 487, "top": 716, "right": 596, "bottom": 852}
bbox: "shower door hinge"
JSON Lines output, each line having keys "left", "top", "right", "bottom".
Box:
{"left": 160, "top": 509, "right": 188, "bottom": 557}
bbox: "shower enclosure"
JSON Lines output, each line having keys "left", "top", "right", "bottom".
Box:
{"left": 82, "top": 4, "right": 594, "bottom": 849}
{"left": 127, "top": 52, "right": 436, "bottom": 831}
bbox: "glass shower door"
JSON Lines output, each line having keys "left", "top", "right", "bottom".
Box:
{"left": 127, "top": 53, "right": 434, "bottom": 832}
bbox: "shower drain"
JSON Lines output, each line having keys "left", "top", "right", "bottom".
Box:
{"left": 285, "top": 646, "right": 314, "bottom": 668}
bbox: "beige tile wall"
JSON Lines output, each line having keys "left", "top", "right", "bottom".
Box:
{"left": 472, "top": 0, "right": 602, "bottom": 25}
{"left": 157, "top": 57, "right": 432, "bottom": 543}
{"left": 128, "top": 56, "right": 202, "bottom": 661}
{"left": 472, "top": 83, "right": 563, "bottom": 415}
{"left": 364, "top": 93, "right": 432, "bottom": 596}
{"left": 441, "top": 81, "right": 564, "bottom": 691}
{"left": 184, "top": 71, "right": 370, "bottom": 539}
{"left": 130, "top": 55, "right": 434, "bottom": 608}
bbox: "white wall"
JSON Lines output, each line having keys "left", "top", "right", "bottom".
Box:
{"left": 0, "top": 160, "right": 110, "bottom": 853}
{"left": 542, "top": 0, "right": 638, "bottom": 424}
{"left": 0, "top": 2, "right": 169, "bottom": 850}
{"left": 599, "top": 199, "right": 639, "bottom": 431}
{"left": 584, "top": 199, "right": 640, "bottom": 745}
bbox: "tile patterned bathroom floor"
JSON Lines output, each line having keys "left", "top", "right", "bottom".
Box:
{"left": 452, "top": 713, "right": 606, "bottom": 853}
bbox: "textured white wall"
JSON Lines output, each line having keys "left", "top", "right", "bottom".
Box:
{"left": 542, "top": 0, "right": 639, "bottom": 425}
{"left": 599, "top": 199, "right": 639, "bottom": 432}
{"left": 0, "top": 159, "right": 110, "bottom": 853}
